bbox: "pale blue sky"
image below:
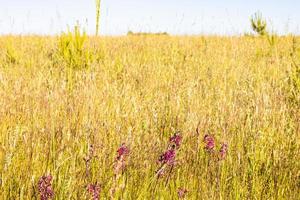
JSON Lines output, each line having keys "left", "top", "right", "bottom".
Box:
{"left": 0, "top": 0, "right": 299, "bottom": 35}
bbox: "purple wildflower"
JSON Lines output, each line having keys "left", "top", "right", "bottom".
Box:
{"left": 177, "top": 188, "right": 188, "bottom": 199}
{"left": 219, "top": 143, "right": 228, "bottom": 160}
{"left": 38, "top": 175, "right": 54, "bottom": 200}
{"left": 156, "top": 133, "right": 182, "bottom": 180}
{"left": 158, "top": 148, "right": 176, "bottom": 166}
{"left": 204, "top": 134, "right": 215, "bottom": 152}
{"left": 169, "top": 133, "right": 182, "bottom": 148}
{"left": 116, "top": 143, "right": 129, "bottom": 160}
{"left": 114, "top": 143, "right": 130, "bottom": 174}
{"left": 87, "top": 183, "right": 101, "bottom": 200}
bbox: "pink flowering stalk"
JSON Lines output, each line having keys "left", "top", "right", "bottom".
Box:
{"left": 114, "top": 143, "right": 130, "bottom": 175}
{"left": 219, "top": 143, "right": 228, "bottom": 160}
{"left": 177, "top": 188, "right": 188, "bottom": 199}
{"left": 111, "top": 143, "right": 130, "bottom": 198}
{"left": 156, "top": 147, "right": 177, "bottom": 184}
{"left": 169, "top": 132, "right": 182, "bottom": 149}
{"left": 158, "top": 148, "right": 176, "bottom": 166}
{"left": 87, "top": 183, "right": 101, "bottom": 200}
{"left": 204, "top": 134, "right": 215, "bottom": 152}
{"left": 156, "top": 149, "right": 175, "bottom": 178}
{"left": 156, "top": 133, "right": 182, "bottom": 179}
{"left": 116, "top": 143, "right": 130, "bottom": 161}
{"left": 38, "top": 175, "right": 54, "bottom": 200}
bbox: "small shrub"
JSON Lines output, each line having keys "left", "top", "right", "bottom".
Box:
{"left": 250, "top": 12, "right": 268, "bottom": 36}
{"left": 57, "top": 24, "right": 93, "bottom": 93}
{"left": 58, "top": 24, "right": 92, "bottom": 70}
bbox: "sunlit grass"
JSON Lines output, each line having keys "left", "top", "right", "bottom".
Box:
{"left": 0, "top": 35, "right": 299, "bottom": 199}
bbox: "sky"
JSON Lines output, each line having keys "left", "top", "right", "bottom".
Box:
{"left": 0, "top": 0, "right": 299, "bottom": 35}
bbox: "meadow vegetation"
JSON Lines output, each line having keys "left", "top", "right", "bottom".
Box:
{"left": 0, "top": 32, "right": 299, "bottom": 199}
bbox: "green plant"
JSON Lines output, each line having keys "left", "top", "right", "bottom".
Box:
{"left": 57, "top": 24, "right": 93, "bottom": 93}
{"left": 58, "top": 24, "right": 92, "bottom": 70}
{"left": 250, "top": 12, "right": 268, "bottom": 36}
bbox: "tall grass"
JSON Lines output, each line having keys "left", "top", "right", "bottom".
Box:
{"left": 95, "top": 0, "right": 101, "bottom": 36}
{"left": 0, "top": 35, "right": 299, "bottom": 199}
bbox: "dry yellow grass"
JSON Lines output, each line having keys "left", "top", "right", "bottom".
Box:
{"left": 0, "top": 35, "right": 299, "bottom": 199}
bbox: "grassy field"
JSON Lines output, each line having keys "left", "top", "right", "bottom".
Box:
{"left": 0, "top": 34, "right": 299, "bottom": 199}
